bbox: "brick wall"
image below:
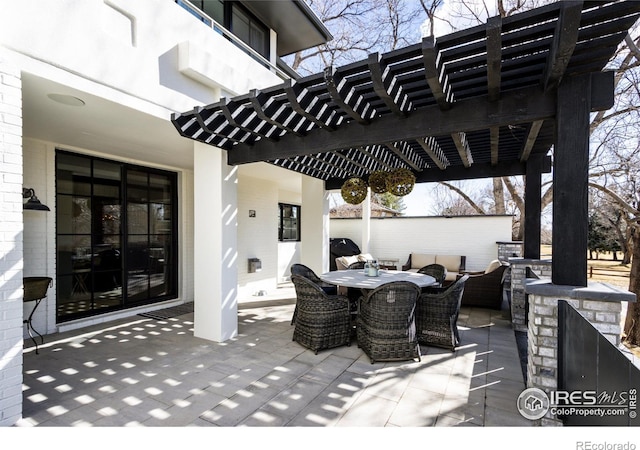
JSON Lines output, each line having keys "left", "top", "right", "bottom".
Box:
{"left": 0, "top": 52, "right": 24, "bottom": 426}
{"left": 509, "top": 259, "right": 551, "bottom": 331}
{"left": 497, "top": 241, "right": 523, "bottom": 261}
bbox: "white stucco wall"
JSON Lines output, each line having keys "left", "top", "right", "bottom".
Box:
{"left": 330, "top": 215, "right": 514, "bottom": 272}
{"left": 236, "top": 176, "right": 311, "bottom": 298}
{"left": 0, "top": 0, "right": 283, "bottom": 111}
{"left": 237, "top": 176, "right": 280, "bottom": 299}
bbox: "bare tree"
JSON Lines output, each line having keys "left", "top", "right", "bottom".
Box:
{"left": 289, "top": 0, "right": 427, "bottom": 75}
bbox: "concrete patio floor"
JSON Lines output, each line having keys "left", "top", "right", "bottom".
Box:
{"left": 17, "top": 292, "right": 532, "bottom": 428}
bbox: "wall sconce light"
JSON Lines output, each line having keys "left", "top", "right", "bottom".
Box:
{"left": 23, "top": 188, "right": 50, "bottom": 211}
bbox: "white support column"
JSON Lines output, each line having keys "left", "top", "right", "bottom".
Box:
{"left": 301, "top": 176, "right": 329, "bottom": 274}
{"left": 361, "top": 189, "right": 371, "bottom": 253}
{"left": 193, "top": 142, "right": 238, "bottom": 342}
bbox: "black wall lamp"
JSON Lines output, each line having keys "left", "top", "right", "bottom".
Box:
{"left": 23, "top": 188, "right": 50, "bottom": 211}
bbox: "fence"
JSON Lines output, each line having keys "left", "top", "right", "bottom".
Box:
{"left": 558, "top": 300, "right": 640, "bottom": 426}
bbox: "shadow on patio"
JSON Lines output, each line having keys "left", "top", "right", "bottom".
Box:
{"left": 18, "top": 297, "right": 530, "bottom": 427}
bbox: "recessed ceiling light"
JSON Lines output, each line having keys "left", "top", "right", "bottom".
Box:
{"left": 47, "top": 93, "right": 85, "bottom": 106}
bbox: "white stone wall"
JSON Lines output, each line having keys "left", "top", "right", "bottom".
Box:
{"left": 510, "top": 259, "right": 552, "bottom": 331}
{"left": 0, "top": 53, "right": 24, "bottom": 426}
{"left": 330, "top": 215, "right": 513, "bottom": 272}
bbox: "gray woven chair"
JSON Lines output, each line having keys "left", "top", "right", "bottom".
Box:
{"left": 417, "top": 263, "right": 447, "bottom": 287}
{"left": 346, "top": 261, "right": 365, "bottom": 270}
{"left": 356, "top": 281, "right": 421, "bottom": 364}
{"left": 291, "top": 275, "right": 351, "bottom": 354}
{"left": 460, "top": 263, "right": 509, "bottom": 309}
{"left": 290, "top": 263, "right": 338, "bottom": 325}
{"left": 416, "top": 274, "right": 469, "bottom": 351}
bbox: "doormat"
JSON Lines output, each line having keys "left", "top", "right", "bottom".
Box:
{"left": 138, "top": 302, "right": 194, "bottom": 320}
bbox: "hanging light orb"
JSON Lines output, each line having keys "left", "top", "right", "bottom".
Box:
{"left": 368, "top": 171, "right": 389, "bottom": 194}
{"left": 386, "top": 168, "right": 416, "bottom": 196}
{"left": 341, "top": 177, "right": 368, "bottom": 204}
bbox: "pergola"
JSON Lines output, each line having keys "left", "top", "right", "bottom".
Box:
{"left": 172, "top": 0, "right": 640, "bottom": 287}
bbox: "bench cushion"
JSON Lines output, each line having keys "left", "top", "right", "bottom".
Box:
{"left": 435, "top": 254, "right": 463, "bottom": 273}
{"left": 336, "top": 255, "right": 360, "bottom": 270}
{"left": 411, "top": 253, "right": 436, "bottom": 269}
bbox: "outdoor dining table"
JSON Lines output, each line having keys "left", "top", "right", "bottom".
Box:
{"left": 319, "top": 269, "right": 437, "bottom": 290}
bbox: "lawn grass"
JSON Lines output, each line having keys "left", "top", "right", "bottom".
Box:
{"left": 540, "top": 244, "right": 630, "bottom": 290}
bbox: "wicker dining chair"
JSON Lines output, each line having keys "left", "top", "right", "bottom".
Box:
{"left": 356, "top": 281, "right": 421, "bottom": 364}
{"left": 416, "top": 274, "right": 469, "bottom": 351}
{"left": 417, "top": 263, "right": 447, "bottom": 287}
{"left": 290, "top": 275, "right": 352, "bottom": 354}
{"left": 290, "top": 263, "right": 338, "bottom": 325}
{"left": 346, "top": 261, "right": 365, "bottom": 270}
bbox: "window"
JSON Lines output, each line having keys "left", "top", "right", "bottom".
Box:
{"left": 279, "top": 203, "right": 300, "bottom": 242}
{"left": 55, "top": 151, "right": 178, "bottom": 322}
{"left": 177, "top": 1, "right": 269, "bottom": 59}
{"left": 230, "top": 3, "right": 268, "bottom": 58}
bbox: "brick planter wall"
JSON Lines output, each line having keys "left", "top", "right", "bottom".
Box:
{"left": 497, "top": 241, "right": 523, "bottom": 262}
{"left": 525, "top": 280, "right": 634, "bottom": 426}
{"left": 509, "top": 258, "right": 551, "bottom": 331}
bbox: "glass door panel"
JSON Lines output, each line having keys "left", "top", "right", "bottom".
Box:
{"left": 56, "top": 151, "right": 177, "bottom": 322}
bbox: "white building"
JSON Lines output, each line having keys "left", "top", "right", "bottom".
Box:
{"left": 0, "top": 0, "right": 332, "bottom": 426}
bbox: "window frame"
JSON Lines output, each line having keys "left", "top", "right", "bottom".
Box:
{"left": 278, "top": 203, "right": 301, "bottom": 242}
{"left": 55, "top": 150, "right": 179, "bottom": 323}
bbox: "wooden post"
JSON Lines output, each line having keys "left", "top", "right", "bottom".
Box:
{"left": 552, "top": 74, "right": 591, "bottom": 286}
{"left": 524, "top": 153, "right": 543, "bottom": 259}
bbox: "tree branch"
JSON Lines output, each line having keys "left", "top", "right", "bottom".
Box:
{"left": 439, "top": 181, "right": 486, "bottom": 214}
{"left": 589, "top": 182, "right": 639, "bottom": 218}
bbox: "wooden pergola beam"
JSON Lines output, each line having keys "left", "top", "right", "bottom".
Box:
{"left": 543, "top": 1, "right": 583, "bottom": 91}
{"left": 486, "top": 16, "right": 503, "bottom": 102}
{"left": 249, "top": 89, "right": 304, "bottom": 137}
{"left": 451, "top": 132, "right": 473, "bottom": 168}
{"left": 385, "top": 141, "right": 424, "bottom": 172}
{"left": 324, "top": 66, "right": 373, "bottom": 125}
{"left": 422, "top": 36, "right": 453, "bottom": 111}
{"left": 368, "top": 53, "right": 411, "bottom": 118}
{"left": 520, "top": 120, "right": 544, "bottom": 162}
{"left": 416, "top": 136, "right": 449, "bottom": 170}
{"left": 228, "top": 85, "right": 556, "bottom": 165}
{"left": 283, "top": 79, "right": 337, "bottom": 131}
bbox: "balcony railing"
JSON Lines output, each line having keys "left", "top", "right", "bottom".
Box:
{"left": 176, "top": 0, "right": 291, "bottom": 80}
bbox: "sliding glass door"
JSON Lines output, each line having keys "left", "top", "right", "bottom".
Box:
{"left": 55, "top": 151, "right": 178, "bottom": 322}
